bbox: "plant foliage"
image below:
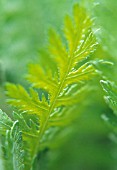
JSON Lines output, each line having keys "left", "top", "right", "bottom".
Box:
{"left": 101, "top": 80, "right": 117, "bottom": 131}
{"left": 0, "top": 4, "right": 98, "bottom": 170}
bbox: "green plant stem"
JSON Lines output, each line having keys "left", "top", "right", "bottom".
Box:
{"left": 31, "top": 31, "right": 80, "bottom": 169}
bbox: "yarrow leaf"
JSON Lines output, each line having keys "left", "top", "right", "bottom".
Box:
{"left": 1, "top": 4, "right": 98, "bottom": 170}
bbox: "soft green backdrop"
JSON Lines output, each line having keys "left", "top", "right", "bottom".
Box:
{"left": 0, "top": 0, "right": 117, "bottom": 169}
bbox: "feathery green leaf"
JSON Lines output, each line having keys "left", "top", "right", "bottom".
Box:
{"left": 1, "top": 120, "right": 24, "bottom": 170}
{"left": 3, "top": 4, "right": 98, "bottom": 169}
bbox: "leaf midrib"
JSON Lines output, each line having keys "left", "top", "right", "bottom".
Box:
{"left": 31, "top": 21, "right": 88, "bottom": 166}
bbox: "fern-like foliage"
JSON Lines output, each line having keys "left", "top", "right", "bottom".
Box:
{"left": 0, "top": 4, "right": 98, "bottom": 170}
{"left": 0, "top": 111, "right": 24, "bottom": 170}
{"left": 100, "top": 79, "right": 117, "bottom": 163}
{"left": 101, "top": 80, "right": 117, "bottom": 114}
{"left": 0, "top": 109, "right": 40, "bottom": 170}
{"left": 101, "top": 80, "right": 117, "bottom": 131}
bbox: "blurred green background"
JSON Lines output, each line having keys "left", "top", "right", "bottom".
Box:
{"left": 0, "top": 0, "right": 117, "bottom": 169}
